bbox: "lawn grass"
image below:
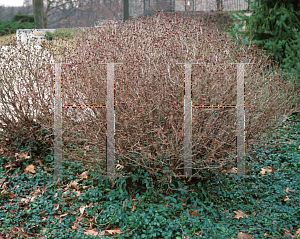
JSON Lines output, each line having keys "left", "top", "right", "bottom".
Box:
{"left": 0, "top": 27, "right": 85, "bottom": 47}
{"left": 0, "top": 32, "right": 17, "bottom": 47}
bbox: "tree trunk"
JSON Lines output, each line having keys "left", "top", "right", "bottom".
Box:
{"left": 33, "top": 0, "right": 44, "bottom": 29}
{"left": 217, "top": 0, "right": 223, "bottom": 11}
{"left": 123, "top": 0, "right": 129, "bottom": 22}
{"left": 43, "top": 8, "right": 48, "bottom": 28}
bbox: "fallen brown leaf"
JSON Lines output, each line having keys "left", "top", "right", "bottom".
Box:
{"left": 84, "top": 229, "right": 98, "bottom": 236}
{"left": 237, "top": 232, "right": 253, "bottom": 239}
{"left": 25, "top": 164, "right": 36, "bottom": 174}
{"left": 189, "top": 210, "right": 200, "bottom": 217}
{"left": 106, "top": 229, "right": 122, "bottom": 235}
{"left": 234, "top": 210, "right": 249, "bottom": 219}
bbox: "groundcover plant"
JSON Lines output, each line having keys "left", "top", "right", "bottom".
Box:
{"left": 0, "top": 115, "right": 299, "bottom": 238}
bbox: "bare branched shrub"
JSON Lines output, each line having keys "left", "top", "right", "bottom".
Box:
{"left": 58, "top": 11, "right": 299, "bottom": 176}
{"left": 0, "top": 41, "right": 94, "bottom": 158}
{"left": 1, "top": 11, "right": 298, "bottom": 178}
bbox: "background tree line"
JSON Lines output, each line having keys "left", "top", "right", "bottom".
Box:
{"left": 0, "top": 0, "right": 252, "bottom": 30}
{"left": 0, "top": 0, "right": 124, "bottom": 30}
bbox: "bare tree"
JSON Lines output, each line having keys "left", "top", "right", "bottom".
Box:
{"left": 217, "top": 0, "right": 222, "bottom": 11}
{"left": 43, "top": 0, "right": 80, "bottom": 28}
{"left": 33, "top": 0, "right": 44, "bottom": 28}
{"left": 29, "top": 0, "right": 84, "bottom": 29}
{"left": 58, "top": 0, "right": 123, "bottom": 28}
{"left": 174, "top": 0, "right": 195, "bottom": 13}
{"left": 0, "top": 5, "right": 24, "bottom": 22}
{"left": 124, "top": 0, "right": 129, "bottom": 21}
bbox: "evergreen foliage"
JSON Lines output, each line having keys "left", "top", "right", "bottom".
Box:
{"left": 10, "top": 11, "right": 35, "bottom": 25}
{"left": 0, "top": 13, "right": 35, "bottom": 35}
{"left": 44, "top": 30, "right": 54, "bottom": 41}
{"left": 226, "top": 0, "right": 300, "bottom": 94}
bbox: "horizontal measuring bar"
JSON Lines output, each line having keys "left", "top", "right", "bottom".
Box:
{"left": 52, "top": 62, "right": 249, "bottom": 180}
{"left": 47, "top": 61, "right": 123, "bottom": 65}
{"left": 176, "top": 62, "right": 256, "bottom": 65}
{"left": 173, "top": 175, "right": 201, "bottom": 178}
{"left": 62, "top": 105, "right": 106, "bottom": 108}
{"left": 193, "top": 105, "right": 237, "bottom": 108}
{"left": 47, "top": 61, "right": 255, "bottom": 65}
{"left": 61, "top": 105, "right": 238, "bottom": 108}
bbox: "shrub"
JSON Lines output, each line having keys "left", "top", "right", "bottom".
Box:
{"left": 42, "top": 28, "right": 80, "bottom": 41}
{"left": 0, "top": 42, "right": 97, "bottom": 164}
{"left": 0, "top": 43, "right": 56, "bottom": 162}
{"left": 39, "top": 11, "right": 298, "bottom": 182}
{"left": 0, "top": 10, "right": 300, "bottom": 239}
{"left": 226, "top": 0, "right": 300, "bottom": 95}
{"left": 10, "top": 10, "right": 35, "bottom": 25}
{"left": 0, "top": 12, "right": 35, "bottom": 35}
{"left": 43, "top": 30, "right": 54, "bottom": 41}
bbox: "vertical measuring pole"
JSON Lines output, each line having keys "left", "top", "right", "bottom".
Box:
{"left": 175, "top": 62, "right": 252, "bottom": 178}
{"left": 54, "top": 63, "right": 63, "bottom": 179}
{"left": 51, "top": 60, "right": 122, "bottom": 180}
{"left": 51, "top": 60, "right": 248, "bottom": 179}
{"left": 48, "top": 60, "right": 71, "bottom": 180}
{"left": 99, "top": 62, "right": 122, "bottom": 179}
{"left": 237, "top": 63, "right": 245, "bottom": 176}
{"left": 184, "top": 63, "right": 193, "bottom": 177}
{"left": 106, "top": 63, "right": 115, "bottom": 177}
